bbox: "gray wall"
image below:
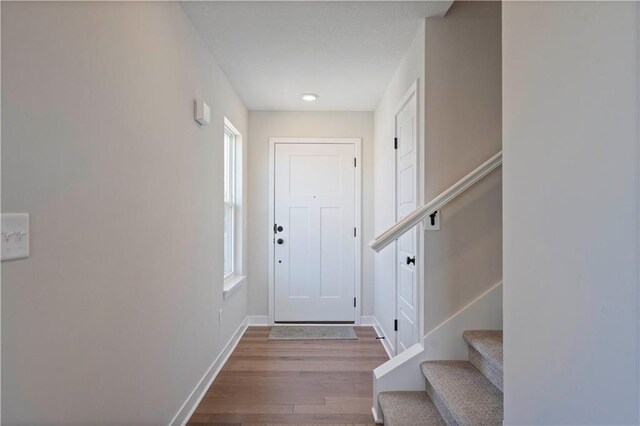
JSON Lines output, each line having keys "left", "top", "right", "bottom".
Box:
{"left": 247, "top": 111, "right": 374, "bottom": 316}
{"left": 423, "top": 1, "right": 502, "bottom": 333}
{"left": 503, "top": 1, "right": 640, "bottom": 424}
{"left": 1, "top": 2, "right": 248, "bottom": 423}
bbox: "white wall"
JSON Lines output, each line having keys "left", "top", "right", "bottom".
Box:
{"left": 247, "top": 111, "right": 374, "bottom": 317}
{"left": 423, "top": 1, "right": 502, "bottom": 333}
{"left": 373, "top": 23, "right": 426, "bottom": 348}
{"left": 503, "top": 2, "right": 640, "bottom": 424}
{"left": 1, "top": 2, "right": 248, "bottom": 423}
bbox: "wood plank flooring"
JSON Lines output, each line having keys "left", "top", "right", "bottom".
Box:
{"left": 188, "top": 326, "right": 389, "bottom": 425}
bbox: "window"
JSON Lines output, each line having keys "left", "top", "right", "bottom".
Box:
{"left": 223, "top": 118, "right": 245, "bottom": 299}
{"left": 223, "top": 126, "right": 236, "bottom": 279}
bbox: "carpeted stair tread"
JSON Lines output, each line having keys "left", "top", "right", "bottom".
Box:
{"left": 421, "top": 361, "right": 503, "bottom": 426}
{"left": 378, "top": 391, "right": 446, "bottom": 426}
{"left": 462, "top": 330, "right": 503, "bottom": 370}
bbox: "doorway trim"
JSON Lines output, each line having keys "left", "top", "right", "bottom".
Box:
{"left": 268, "top": 137, "right": 362, "bottom": 326}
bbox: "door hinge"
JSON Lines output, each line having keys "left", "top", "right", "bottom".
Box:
{"left": 354, "top": 157, "right": 357, "bottom": 167}
{"left": 354, "top": 297, "right": 357, "bottom": 308}
{"left": 394, "top": 137, "right": 398, "bottom": 150}
{"left": 394, "top": 319, "right": 398, "bottom": 331}
{"left": 354, "top": 227, "right": 357, "bottom": 237}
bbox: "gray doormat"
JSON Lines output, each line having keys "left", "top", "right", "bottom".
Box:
{"left": 268, "top": 326, "right": 357, "bottom": 340}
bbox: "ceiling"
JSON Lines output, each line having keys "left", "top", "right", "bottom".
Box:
{"left": 181, "top": 1, "right": 452, "bottom": 111}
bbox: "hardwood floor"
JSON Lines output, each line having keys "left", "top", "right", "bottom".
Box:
{"left": 188, "top": 326, "right": 389, "bottom": 425}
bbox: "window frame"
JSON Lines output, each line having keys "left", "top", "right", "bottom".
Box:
{"left": 223, "top": 126, "right": 236, "bottom": 280}
{"left": 222, "top": 117, "right": 246, "bottom": 299}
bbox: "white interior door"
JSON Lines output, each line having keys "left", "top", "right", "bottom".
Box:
{"left": 395, "top": 90, "right": 419, "bottom": 353}
{"left": 274, "top": 143, "right": 356, "bottom": 322}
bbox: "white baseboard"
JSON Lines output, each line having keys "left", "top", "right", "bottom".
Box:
{"left": 370, "top": 316, "right": 394, "bottom": 359}
{"left": 247, "top": 315, "right": 269, "bottom": 326}
{"left": 169, "top": 317, "right": 249, "bottom": 426}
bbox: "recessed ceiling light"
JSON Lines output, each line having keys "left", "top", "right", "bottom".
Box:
{"left": 301, "top": 93, "right": 319, "bottom": 102}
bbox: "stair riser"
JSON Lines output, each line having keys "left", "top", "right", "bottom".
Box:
{"left": 425, "top": 379, "right": 459, "bottom": 426}
{"left": 468, "top": 345, "right": 503, "bottom": 392}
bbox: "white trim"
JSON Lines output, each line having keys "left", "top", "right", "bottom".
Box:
{"left": 247, "top": 315, "right": 269, "bottom": 326}
{"left": 423, "top": 281, "right": 503, "bottom": 341}
{"left": 372, "top": 406, "right": 384, "bottom": 425}
{"left": 223, "top": 116, "right": 241, "bottom": 138}
{"left": 222, "top": 274, "right": 246, "bottom": 300}
{"left": 268, "top": 139, "right": 275, "bottom": 325}
{"left": 373, "top": 342, "right": 424, "bottom": 381}
{"left": 169, "top": 317, "right": 248, "bottom": 426}
{"left": 416, "top": 78, "right": 426, "bottom": 351}
{"left": 268, "top": 137, "right": 363, "bottom": 326}
{"left": 371, "top": 316, "right": 394, "bottom": 359}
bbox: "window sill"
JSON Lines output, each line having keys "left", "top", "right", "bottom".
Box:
{"left": 223, "top": 274, "right": 246, "bottom": 300}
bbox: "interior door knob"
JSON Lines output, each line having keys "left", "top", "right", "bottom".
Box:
{"left": 406, "top": 256, "right": 415, "bottom": 265}
{"left": 277, "top": 238, "right": 284, "bottom": 245}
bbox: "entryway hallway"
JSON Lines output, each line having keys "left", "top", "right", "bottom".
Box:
{"left": 188, "top": 327, "right": 388, "bottom": 424}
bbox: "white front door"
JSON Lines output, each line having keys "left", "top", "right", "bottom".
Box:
{"left": 395, "top": 89, "right": 419, "bottom": 353}
{"left": 274, "top": 143, "right": 356, "bottom": 322}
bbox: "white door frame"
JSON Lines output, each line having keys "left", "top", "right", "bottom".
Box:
{"left": 393, "top": 80, "right": 425, "bottom": 351}
{"left": 268, "top": 137, "right": 362, "bottom": 325}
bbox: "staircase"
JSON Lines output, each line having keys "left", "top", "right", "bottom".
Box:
{"left": 378, "top": 330, "right": 503, "bottom": 426}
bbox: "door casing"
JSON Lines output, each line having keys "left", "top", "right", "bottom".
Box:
{"left": 268, "top": 137, "right": 362, "bottom": 325}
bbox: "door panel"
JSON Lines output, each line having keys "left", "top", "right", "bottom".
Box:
{"left": 320, "top": 207, "right": 342, "bottom": 298}
{"left": 288, "top": 207, "right": 311, "bottom": 298}
{"left": 289, "top": 155, "right": 342, "bottom": 194}
{"left": 396, "top": 90, "right": 419, "bottom": 353}
{"left": 274, "top": 143, "right": 356, "bottom": 322}
{"left": 399, "top": 165, "right": 415, "bottom": 204}
{"left": 399, "top": 310, "right": 415, "bottom": 353}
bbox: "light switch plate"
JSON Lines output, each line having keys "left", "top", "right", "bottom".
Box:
{"left": 2, "top": 213, "right": 30, "bottom": 261}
